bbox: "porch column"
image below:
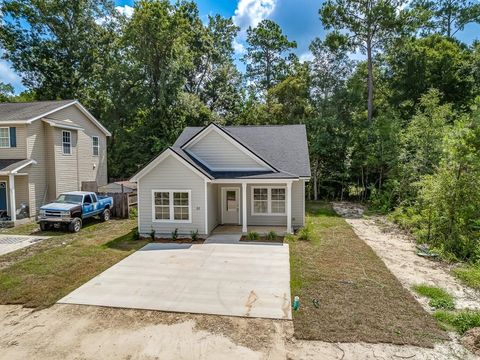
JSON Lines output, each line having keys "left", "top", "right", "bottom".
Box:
{"left": 8, "top": 174, "right": 16, "bottom": 222}
{"left": 242, "top": 182, "right": 247, "bottom": 233}
{"left": 286, "top": 181, "right": 292, "bottom": 234}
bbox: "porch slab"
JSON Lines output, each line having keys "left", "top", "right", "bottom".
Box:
{"left": 59, "top": 241, "right": 292, "bottom": 320}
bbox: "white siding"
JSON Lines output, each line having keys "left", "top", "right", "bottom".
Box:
{"left": 0, "top": 125, "right": 27, "bottom": 159}
{"left": 187, "top": 129, "right": 266, "bottom": 170}
{"left": 138, "top": 154, "right": 207, "bottom": 236}
{"left": 292, "top": 179, "right": 305, "bottom": 227}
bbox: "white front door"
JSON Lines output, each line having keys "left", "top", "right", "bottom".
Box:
{"left": 222, "top": 187, "right": 240, "bottom": 224}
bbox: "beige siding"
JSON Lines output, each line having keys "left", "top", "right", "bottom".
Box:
{"left": 53, "top": 127, "right": 79, "bottom": 196}
{"left": 292, "top": 180, "right": 304, "bottom": 227}
{"left": 0, "top": 125, "right": 27, "bottom": 159}
{"left": 49, "top": 105, "right": 108, "bottom": 187}
{"left": 0, "top": 175, "right": 29, "bottom": 216}
{"left": 44, "top": 124, "right": 57, "bottom": 202}
{"left": 187, "top": 130, "right": 266, "bottom": 170}
{"left": 138, "top": 154, "right": 206, "bottom": 236}
{"left": 207, "top": 183, "right": 219, "bottom": 232}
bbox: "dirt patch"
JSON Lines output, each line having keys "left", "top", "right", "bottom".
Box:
{"left": 332, "top": 202, "right": 480, "bottom": 311}
{"left": 290, "top": 202, "right": 446, "bottom": 347}
{"left": 461, "top": 327, "right": 480, "bottom": 356}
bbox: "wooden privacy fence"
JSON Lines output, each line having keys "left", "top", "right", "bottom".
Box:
{"left": 98, "top": 192, "right": 137, "bottom": 219}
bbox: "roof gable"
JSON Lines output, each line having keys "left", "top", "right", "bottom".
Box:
{"left": 174, "top": 124, "right": 311, "bottom": 178}
{"left": 0, "top": 100, "right": 111, "bottom": 136}
{"left": 181, "top": 124, "right": 275, "bottom": 172}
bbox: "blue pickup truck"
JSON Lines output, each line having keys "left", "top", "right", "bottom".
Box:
{"left": 37, "top": 191, "right": 113, "bottom": 232}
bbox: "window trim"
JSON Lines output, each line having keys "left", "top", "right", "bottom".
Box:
{"left": 151, "top": 189, "right": 192, "bottom": 223}
{"left": 251, "top": 186, "right": 287, "bottom": 216}
{"left": 92, "top": 136, "right": 99, "bottom": 156}
{"left": 0, "top": 127, "right": 10, "bottom": 148}
{"left": 62, "top": 130, "right": 72, "bottom": 155}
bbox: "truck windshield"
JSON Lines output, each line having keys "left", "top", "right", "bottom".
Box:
{"left": 56, "top": 194, "right": 83, "bottom": 204}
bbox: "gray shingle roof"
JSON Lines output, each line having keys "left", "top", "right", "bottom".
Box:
{"left": 0, "top": 159, "right": 32, "bottom": 172}
{"left": 0, "top": 100, "right": 75, "bottom": 122}
{"left": 173, "top": 124, "right": 311, "bottom": 178}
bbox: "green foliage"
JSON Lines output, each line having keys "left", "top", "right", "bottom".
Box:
{"left": 133, "top": 227, "right": 140, "bottom": 240}
{"left": 453, "top": 265, "right": 480, "bottom": 290}
{"left": 243, "top": 19, "right": 297, "bottom": 93}
{"left": 190, "top": 229, "right": 199, "bottom": 241}
{"left": 149, "top": 227, "right": 155, "bottom": 241}
{"left": 266, "top": 231, "right": 277, "bottom": 241}
{"left": 298, "top": 222, "right": 314, "bottom": 241}
{"left": 412, "top": 284, "right": 455, "bottom": 310}
{"left": 171, "top": 228, "right": 178, "bottom": 240}
{"left": 129, "top": 207, "right": 138, "bottom": 219}
{"left": 247, "top": 231, "right": 260, "bottom": 241}
{"left": 434, "top": 310, "right": 480, "bottom": 334}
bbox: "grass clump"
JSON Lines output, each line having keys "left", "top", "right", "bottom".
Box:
{"left": 412, "top": 284, "right": 455, "bottom": 310}
{"left": 453, "top": 265, "right": 480, "bottom": 290}
{"left": 298, "top": 221, "right": 313, "bottom": 241}
{"left": 247, "top": 231, "right": 259, "bottom": 241}
{"left": 190, "top": 229, "right": 199, "bottom": 241}
{"left": 434, "top": 310, "right": 480, "bottom": 334}
{"left": 266, "top": 230, "right": 277, "bottom": 241}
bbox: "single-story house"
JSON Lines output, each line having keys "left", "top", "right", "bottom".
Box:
{"left": 131, "top": 123, "right": 311, "bottom": 237}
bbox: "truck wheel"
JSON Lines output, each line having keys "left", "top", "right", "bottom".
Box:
{"left": 39, "top": 222, "right": 51, "bottom": 231}
{"left": 100, "top": 208, "right": 110, "bottom": 222}
{"left": 69, "top": 218, "right": 82, "bottom": 233}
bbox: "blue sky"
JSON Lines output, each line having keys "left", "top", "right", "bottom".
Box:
{"left": 2, "top": 0, "right": 480, "bottom": 93}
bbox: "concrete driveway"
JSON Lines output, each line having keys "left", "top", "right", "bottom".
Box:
{"left": 59, "top": 241, "right": 291, "bottom": 320}
{"left": 0, "top": 234, "right": 50, "bottom": 256}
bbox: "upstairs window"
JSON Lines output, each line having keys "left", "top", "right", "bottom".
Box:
{"left": 62, "top": 131, "right": 72, "bottom": 155}
{"left": 0, "top": 127, "right": 10, "bottom": 148}
{"left": 92, "top": 136, "right": 99, "bottom": 156}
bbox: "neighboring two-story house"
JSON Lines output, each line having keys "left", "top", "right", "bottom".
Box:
{"left": 0, "top": 100, "right": 110, "bottom": 224}
{"left": 132, "top": 123, "right": 310, "bottom": 237}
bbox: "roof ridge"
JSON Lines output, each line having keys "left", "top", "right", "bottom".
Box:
{"left": 0, "top": 99, "right": 75, "bottom": 105}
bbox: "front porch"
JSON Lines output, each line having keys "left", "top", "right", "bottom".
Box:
{"left": 207, "top": 179, "right": 304, "bottom": 236}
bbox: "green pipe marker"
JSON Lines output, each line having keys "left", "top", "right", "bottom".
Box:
{"left": 293, "top": 296, "right": 300, "bottom": 311}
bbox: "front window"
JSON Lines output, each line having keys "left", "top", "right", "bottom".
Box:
{"left": 62, "top": 131, "right": 71, "bottom": 155}
{"left": 153, "top": 190, "right": 191, "bottom": 222}
{"left": 92, "top": 136, "right": 99, "bottom": 156}
{"left": 0, "top": 127, "right": 10, "bottom": 148}
{"left": 56, "top": 194, "right": 83, "bottom": 204}
{"left": 252, "top": 187, "right": 286, "bottom": 215}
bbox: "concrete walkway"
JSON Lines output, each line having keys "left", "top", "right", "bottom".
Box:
{"left": 0, "top": 234, "right": 50, "bottom": 256}
{"left": 59, "top": 240, "right": 292, "bottom": 320}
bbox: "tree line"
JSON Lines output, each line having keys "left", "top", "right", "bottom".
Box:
{"left": 1, "top": 0, "right": 480, "bottom": 261}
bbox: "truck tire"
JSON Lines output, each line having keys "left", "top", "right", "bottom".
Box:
{"left": 69, "top": 218, "right": 82, "bottom": 233}
{"left": 100, "top": 208, "right": 111, "bottom": 222}
{"left": 39, "top": 222, "right": 51, "bottom": 231}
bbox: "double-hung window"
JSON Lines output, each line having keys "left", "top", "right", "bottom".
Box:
{"left": 153, "top": 190, "right": 191, "bottom": 222}
{"left": 0, "top": 127, "right": 10, "bottom": 148}
{"left": 252, "top": 187, "right": 286, "bottom": 215}
{"left": 92, "top": 136, "right": 99, "bottom": 156}
{"left": 62, "top": 131, "right": 72, "bottom": 155}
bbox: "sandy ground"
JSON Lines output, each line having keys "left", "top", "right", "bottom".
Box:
{"left": 331, "top": 202, "right": 480, "bottom": 310}
{"left": 1, "top": 202, "right": 479, "bottom": 359}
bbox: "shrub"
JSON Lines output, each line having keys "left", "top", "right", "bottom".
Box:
{"left": 129, "top": 206, "right": 138, "bottom": 219}
{"left": 247, "top": 231, "right": 259, "bottom": 241}
{"left": 190, "top": 229, "right": 199, "bottom": 241}
{"left": 298, "top": 222, "right": 313, "bottom": 241}
{"left": 266, "top": 230, "right": 277, "bottom": 241}
{"left": 434, "top": 310, "right": 480, "bottom": 334}
{"left": 133, "top": 227, "right": 140, "bottom": 240}
{"left": 412, "top": 284, "right": 455, "bottom": 310}
{"left": 171, "top": 228, "right": 178, "bottom": 240}
{"left": 149, "top": 227, "right": 155, "bottom": 241}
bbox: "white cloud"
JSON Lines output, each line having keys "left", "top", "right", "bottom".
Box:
{"left": 233, "top": 40, "right": 246, "bottom": 55}
{"left": 233, "top": 0, "right": 277, "bottom": 30}
{"left": 299, "top": 51, "right": 314, "bottom": 63}
{"left": 115, "top": 5, "right": 134, "bottom": 18}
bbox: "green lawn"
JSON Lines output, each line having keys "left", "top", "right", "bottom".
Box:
{"left": 453, "top": 265, "right": 480, "bottom": 290}
{"left": 289, "top": 201, "right": 447, "bottom": 347}
{"left": 0, "top": 219, "right": 148, "bottom": 308}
